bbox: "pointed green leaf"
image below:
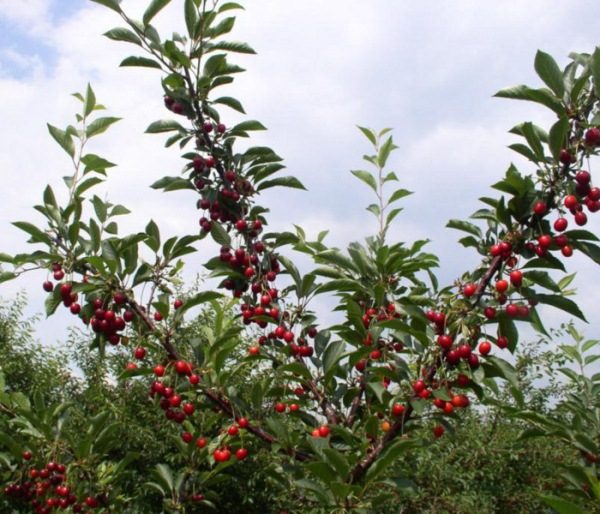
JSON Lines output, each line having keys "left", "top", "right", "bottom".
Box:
{"left": 104, "top": 27, "right": 142, "bottom": 46}
{"left": 184, "top": 0, "right": 198, "bottom": 38}
{"left": 350, "top": 170, "right": 377, "bottom": 192}
{"left": 446, "top": 219, "right": 481, "bottom": 237}
{"left": 209, "top": 41, "right": 256, "bottom": 54}
{"left": 534, "top": 50, "right": 565, "bottom": 97}
{"left": 357, "top": 126, "right": 376, "bottom": 145}
{"left": 143, "top": 0, "right": 172, "bottom": 27}
{"left": 256, "top": 176, "right": 306, "bottom": 192}
{"left": 90, "top": 0, "right": 122, "bottom": 13}
{"left": 213, "top": 96, "right": 245, "bottom": 113}
{"left": 535, "top": 293, "right": 587, "bottom": 321}
{"left": 549, "top": 117, "right": 570, "bottom": 159}
{"left": 120, "top": 56, "right": 162, "bottom": 69}
{"left": 145, "top": 119, "right": 186, "bottom": 133}
{"left": 494, "top": 85, "right": 564, "bottom": 115}
{"left": 541, "top": 496, "right": 585, "bottom": 514}
{"left": 47, "top": 123, "right": 75, "bottom": 158}
{"left": 83, "top": 84, "right": 96, "bottom": 116}
{"left": 592, "top": 47, "right": 600, "bottom": 99}
{"left": 86, "top": 116, "right": 121, "bottom": 137}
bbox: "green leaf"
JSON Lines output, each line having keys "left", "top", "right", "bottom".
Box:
{"left": 521, "top": 121, "right": 545, "bottom": 160}
{"left": 86, "top": 117, "right": 121, "bottom": 137}
{"left": 350, "top": 170, "right": 377, "bottom": 193}
{"left": 210, "top": 222, "right": 231, "bottom": 246}
{"left": 357, "top": 126, "right": 376, "bottom": 145}
{"left": 12, "top": 222, "right": 51, "bottom": 245}
{"left": 0, "top": 272, "right": 16, "bottom": 283}
{"left": 47, "top": 123, "right": 75, "bottom": 158}
{"left": 213, "top": 96, "right": 245, "bottom": 113}
{"left": 573, "top": 240, "right": 600, "bottom": 265}
{"left": 494, "top": 85, "right": 564, "bottom": 115}
{"left": 377, "top": 136, "right": 397, "bottom": 168}
{"left": 184, "top": 0, "right": 198, "bottom": 38}
{"left": 89, "top": 0, "right": 122, "bottom": 12}
{"left": 83, "top": 84, "right": 96, "bottom": 116}
{"left": 151, "top": 176, "right": 194, "bottom": 192}
{"left": 231, "top": 120, "right": 267, "bottom": 132}
{"left": 535, "top": 293, "right": 587, "bottom": 321}
{"left": 524, "top": 270, "right": 560, "bottom": 292}
{"left": 592, "top": 47, "right": 600, "bottom": 99}
{"left": 210, "top": 41, "right": 256, "bottom": 54}
{"left": 120, "top": 56, "right": 162, "bottom": 69}
{"left": 256, "top": 176, "right": 306, "bottom": 192}
{"left": 143, "top": 0, "right": 172, "bottom": 27}
{"left": 388, "top": 188, "right": 412, "bottom": 203}
{"left": 541, "top": 495, "right": 585, "bottom": 514}
{"left": 145, "top": 220, "right": 160, "bottom": 252}
{"left": 178, "top": 292, "right": 222, "bottom": 314}
{"left": 534, "top": 50, "right": 565, "bottom": 97}
{"left": 103, "top": 27, "right": 142, "bottom": 46}
{"left": 145, "top": 119, "right": 186, "bottom": 133}
{"left": 322, "top": 340, "right": 345, "bottom": 376}
{"left": 446, "top": 219, "right": 481, "bottom": 237}
{"left": 549, "top": 117, "right": 570, "bottom": 159}
{"left": 482, "top": 356, "right": 519, "bottom": 389}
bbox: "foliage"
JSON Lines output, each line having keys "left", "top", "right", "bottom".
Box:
{"left": 0, "top": 0, "right": 600, "bottom": 512}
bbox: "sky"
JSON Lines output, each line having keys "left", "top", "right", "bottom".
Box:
{"left": 0, "top": 0, "right": 599, "bottom": 353}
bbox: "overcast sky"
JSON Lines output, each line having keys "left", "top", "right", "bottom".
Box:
{"left": 0, "top": 0, "right": 599, "bottom": 349}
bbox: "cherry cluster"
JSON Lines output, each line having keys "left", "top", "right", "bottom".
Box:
{"left": 4, "top": 453, "right": 104, "bottom": 513}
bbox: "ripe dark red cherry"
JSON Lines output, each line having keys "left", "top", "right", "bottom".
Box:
{"left": 463, "top": 283, "right": 477, "bottom": 297}
{"left": 554, "top": 217, "right": 568, "bottom": 232}
{"left": 274, "top": 402, "right": 286, "bottom": 413}
{"left": 564, "top": 195, "right": 578, "bottom": 210}
{"left": 495, "top": 279, "right": 508, "bottom": 293}
{"left": 509, "top": 270, "right": 523, "bottom": 287}
{"left": 496, "top": 336, "right": 509, "bottom": 349}
{"left": 392, "top": 403, "right": 405, "bottom": 417}
{"left": 584, "top": 127, "right": 600, "bottom": 146}
{"left": 533, "top": 200, "right": 546, "bottom": 215}
{"left": 433, "top": 425, "right": 445, "bottom": 438}
{"left": 478, "top": 341, "right": 492, "bottom": 355}
{"left": 575, "top": 211, "right": 588, "bottom": 226}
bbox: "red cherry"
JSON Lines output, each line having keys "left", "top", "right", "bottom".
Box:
{"left": 391, "top": 403, "right": 405, "bottom": 417}
{"left": 496, "top": 336, "right": 509, "bottom": 349}
{"left": 463, "top": 283, "right": 477, "bottom": 297}
{"left": 235, "top": 448, "right": 248, "bottom": 461}
{"left": 495, "top": 279, "right": 508, "bottom": 293}
{"left": 437, "top": 334, "right": 453, "bottom": 349}
{"left": 576, "top": 170, "right": 591, "bottom": 184}
{"left": 505, "top": 304, "right": 519, "bottom": 317}
{"left": 134, "top": 347, "right": 146, "bottom": 360}
{"left": 153, "top": 365, "right": 165, "bottom": 377}
{"left": 318, "top": 425, "right": 330, "bottom": 437}
{"left": 509, "top": 270, "right": 523, "bottom": 287}
{"left": 189, "top": 374, "right": 200, "bottom": 385}
{"left": 154, "top": 311, "right": 163, "bottom": 322}
{"left": 589, "top": 187, "right": 600, "bottom": 201}
{"left": 561, "top": 245, "right": 573, "bottom": 257}
{"left": 575, "top": 211, "right": 588, "bottom": 226}
{"left": 478, "top": 341, "right": 492, "bottom": 355}
{"left": 43, "top": 280, "right": 54, "bottom": 292}
{"left": 433, "top": 425, "right": 445, "bottom": 438}
{"left": 412, "top": 380, "right": 426, "bottom": 393}
{"left": 457, "top": 344, "right": 472, "bottom": 359}
{"left": 484, "top": 306, "right": 496, "bottom": 319}
{"left": 553, "top": 217, "right": 568, "bottom": 232}
{"left": 227, "top": 425, "right": 239, "bottom": 437}
{"left": 584, "top": 127, "right": 600, "bottom": 146}
{"left": 237, "top": 417, "right": 249, "bottom": 429}
{"left": 538, "top": 234, "right": 552, "bottom": 248}
{"left": 564, "top": 195, "right": 578, "bottom": 209}
{"left": 274, "top": 402, "right": 286, "bottom": 413}
{"left": 533, "top": 200, "right": 547, "bottom": 215}
{"left": 181, "top": 432, "right": 193, "bottom": 443}
{"left": 173, "top": 299, "right": 183, "bottom": 309}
